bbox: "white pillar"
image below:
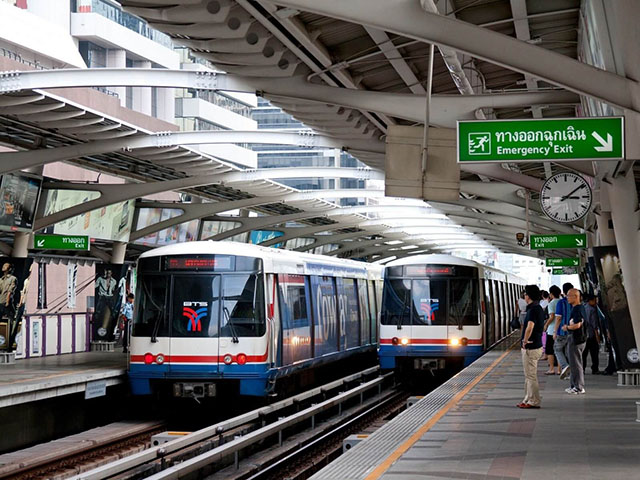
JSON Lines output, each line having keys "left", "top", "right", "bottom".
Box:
{"left": 603, "top": 169, "right": 640, "bottom": 344}
{"left": 111, "top": 241, "right": 127, "bottom": 264}
{"left": 106, "top": 49, "right": 126, "bottom": 107}
{"left": 12, "top": 233, "right": 30, "bottom": 258}
{"left": 132, "top": 60, "right": 152, "bottom": 116}
{"left": 156, "top": 86, "right": 175, "bottom": 123}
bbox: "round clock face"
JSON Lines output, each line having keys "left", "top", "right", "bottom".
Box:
{"left": 540, "top": 172, "right": 592, "bottom": 223}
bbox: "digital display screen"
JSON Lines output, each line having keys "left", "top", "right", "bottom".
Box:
{"left": 0, "top": 173, "right": 43, "bottom": 233}
{"left": 165, "top": 255, "right": 233, "bottom": 271}
{"left": 405, "top": 266, "right": 454, "bottom": 276}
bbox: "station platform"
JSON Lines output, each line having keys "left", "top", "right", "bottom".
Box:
{"left": 0, "top": 351, "right": 127, "bottom": 408}
{"left": 314, "top": 336, "right": 639, "bottom": 480}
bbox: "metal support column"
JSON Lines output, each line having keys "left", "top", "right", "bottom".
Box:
{"left": 111, "top": 241, "right": 127, "bottom": 264}
{"left": 603, "top": 170, "right": 640, "bottom": 346}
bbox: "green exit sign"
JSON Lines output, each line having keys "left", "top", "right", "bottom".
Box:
{"left": 553, "top": 266, "right": 579, "bottom": 275}
{"left": 458, "top": 117, "right": 624, "bottom": 163}
{"left": 546, "top": 257, "right": 580, "bottom": 267}
{"left": 34, "top": 234, "right": 89, "bottom": 251}
{"left": 530, "top": 234, "right": 587, "bottom": 250}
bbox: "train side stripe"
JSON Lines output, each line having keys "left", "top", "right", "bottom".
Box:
{"left": 380, "top": 338, "right": 482, "bottom": 345}
{"left": 130, "top": 352, "right": 268, "bottom": 363}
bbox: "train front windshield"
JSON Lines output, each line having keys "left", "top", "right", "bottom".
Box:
{"left": 381, "top": 265, "right": 479, "bottom": 328}
{"left": 132, "top": 254, "right": 265, "bottom": 339}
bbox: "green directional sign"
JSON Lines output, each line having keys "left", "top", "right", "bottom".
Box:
{"left": 552, "top": 268, "right": 564, "bottom": 275}
{"left": 546, "top": 257, "right": 580, "bottom": 267}
{"left": 457, "top": 117, "right": 624, "bottom": 163}
{"left": 530, "top": 234, "right": 587, "bottom": 250}
{"left": 33, "top": 234, "right": 89, "bottom": 251}
{"left": 552, "top": 267, "right": 578, "bottom": 275}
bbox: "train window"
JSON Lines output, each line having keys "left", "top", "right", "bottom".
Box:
{"left": 449, "top": 279, "right": 479, "bottom": 326}
{"left": 381, "top": 278, "right": 411, "bottom": 326}
{"left": 411, "top": 279, "right": 447, "bottom": 326}
{"left": 221, "top": 274, "right": 265, "bottom": 337}
{"left": 278, "top": 274, "right": 311, "bottom": 364}
{"left": 338, "top": 278, "right": 360, "bottom": 349}
{"left": 171, "top": 275, "right": 220, "bottom": 337}
{"left": 133, "top": 275, "right": 169, "bottom": 337}
{"left": 310, "top": 275, "right": 339, "bottom": 356}
{"left": 367, "top": 280, "right": 378, "bottom": 343}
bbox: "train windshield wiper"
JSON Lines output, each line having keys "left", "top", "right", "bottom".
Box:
{"left": 223, "top": 306, "right": 239, "bottom": 343}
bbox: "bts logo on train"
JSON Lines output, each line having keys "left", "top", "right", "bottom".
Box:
{"left": 183, "top": 302, "right": 207, "bottom": 332}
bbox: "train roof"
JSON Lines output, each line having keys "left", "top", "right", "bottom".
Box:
{"left": 138, "top": 241, "right": 383, "bottom": 277}
{"left": 384, "top": 254, "right": 526, "bottom": 283}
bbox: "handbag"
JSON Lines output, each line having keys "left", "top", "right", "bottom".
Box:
{"left": 510, "top": 315, "right": 521, "bottom": 330}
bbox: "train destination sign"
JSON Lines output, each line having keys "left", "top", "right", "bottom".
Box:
{"left": 530, "top": 234, "right": 587, "bottom": 250}
{"left": 33, "top": 234, "right": 89, "bottom": 251}
{"left": 546, "top": 257, "right": 580, "bottom": 267}
{"left": 457, "top": 117, "right": 624, "bottom": 163}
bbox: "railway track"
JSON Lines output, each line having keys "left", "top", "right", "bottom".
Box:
{"left": 0, "top": 421, "right": 165, "bottom": 480}
{"left": 62, "top": 366, "right": 396, "bottom": 479}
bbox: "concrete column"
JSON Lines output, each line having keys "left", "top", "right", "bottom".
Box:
{"left": 603, "top": 169, "right": 640, "bottom": 345}
{"left": 132, "top": 60, "right": 152, "bottom": 116}
{"left": 11, "top": 233, "right": 30, "bottom": 258}
{"left": 155, "top": 86, "right": 175, "bottom": 123}
{"left": 595, "top": 211, "right": 616, "bottom": 246}
{"left": 111, "top": 241, "right": 127, "bottom": 264}
{"left": 106, "top": 49, "right": 127, "bottom": 107}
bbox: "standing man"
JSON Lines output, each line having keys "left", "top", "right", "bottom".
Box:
{"left": 544, "top": 285, "right": 561, "bottom": 375}
{"left": 517, "top": 284, "right": 545, "bottom": 409}
{"left": 563, "top": 289, "right": 587, "bottom": 394}
{"left": 553, "top": 282, "right": 574, "bottom": 379}
{"left": 120, "top": 293, "right": 134, "bottom": 353}
{"left": 582, "top": 293, "right": 601, "bottom": 375}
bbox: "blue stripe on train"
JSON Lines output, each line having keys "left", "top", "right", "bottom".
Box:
{"left": 378, "top": 344, "right": 484, "bottom": 369}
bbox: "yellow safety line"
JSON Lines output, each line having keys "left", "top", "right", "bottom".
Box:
{"left": 364, "top": 345, "right": 516, "bottom": 480}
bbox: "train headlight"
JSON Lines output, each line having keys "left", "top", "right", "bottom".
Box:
{"left": 155, "top": 354, "right": 165, "bottom": 364}
{"left": 236, "top": 353, "right": 247, "bottom": 365}
{"left": 449, "top": 338, "right": 460, "bottom": 346}
{"left": 400, "top": 338, "right": 409, "bottom": 346}
{"left": 144, "top": 353, "right": 154, "bottom": 364}
{"left": 223, "top": 354, "right": 233, "bottom": 365}
{"left": 460, "top": 337, "right": 469, "bottom": 346}
{"left": 391, "top": 337, "right": 399, "bottom": 345}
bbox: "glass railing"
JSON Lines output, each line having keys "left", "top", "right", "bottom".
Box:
{"left": 75, "top": 0, "right": 173, "bottom": 49}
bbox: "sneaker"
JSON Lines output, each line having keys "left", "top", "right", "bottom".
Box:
{"left": 576, "top": 388, "right": 586, "bottom": 394}
{"left": 560, "top": 366, "right": 570, "bottom": 379}
{"left": 565, "top": 387, "right": 578, "bottom": 394}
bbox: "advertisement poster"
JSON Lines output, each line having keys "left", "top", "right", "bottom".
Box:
{"left": 592, "top": 246, "right": 638, "bottom": 369}
{"left": 135, "top": 207, "right": 199, "bottom": 246}
{"left": 250, "top": 230, "right": 283, "bottom": 248}
{"left": 67, "top": 264, "right": 78, "bottom": 309}
{"left": 0, "top": 257, "right": 34, "bottom": 351}
{"left": 92, "top": 264, "right": 128, "bottom": 342}
{"left": 44, "top": 189, "right": 135, "bottom": 242}
{"left": 0, "top": 173, "right": 43, "bottom": 233}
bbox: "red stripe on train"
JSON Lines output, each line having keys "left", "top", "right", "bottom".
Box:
{"left": 130, "top": 353, "right": 268, "bottom": 363}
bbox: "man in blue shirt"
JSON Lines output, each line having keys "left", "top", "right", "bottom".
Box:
{"left": 553, "top": 282, "right": 573, "bottom": 379}
{"left": 120, "top": 293, "right": 134, "bottom": 353}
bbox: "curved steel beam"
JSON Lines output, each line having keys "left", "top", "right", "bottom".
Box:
{"left": 0, "top": 130, "right": 383, "bottom": 175}
{"left": 273, "top": 0, "right": 639, "bottom": 112}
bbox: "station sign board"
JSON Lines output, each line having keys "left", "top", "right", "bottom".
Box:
{"left": 552, "top": 267, "right": 578, "bottom": 275}
{"left": 33, "top": 234, "right": 89, "bottom": 251}
{"left": 457, "top": 117, "right": 624, "bottom": 163}
{"left": 545, "top": 257, "right": 580, "bottom": 267}
{"left": 530, "top": 234, "right": 587, "bottom": 250}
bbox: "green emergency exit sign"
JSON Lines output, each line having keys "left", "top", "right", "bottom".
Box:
{"left": 33, "top": 234, "right": 89, "bottom": 251}
{"left": 546, "top": 257, "right": 580, "bottom": 267}
{"left": 458, "top": 117, "right": 624, "bottom": 162}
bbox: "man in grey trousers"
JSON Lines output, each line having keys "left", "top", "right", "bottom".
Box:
{"left": 553, "top": 282, "right": 574, "bottom": 379}
{"left": 563, "top": 288, "right": 587, "bottom": 394}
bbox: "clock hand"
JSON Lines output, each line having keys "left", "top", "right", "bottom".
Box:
{"left": 560, "top": 185, "right": 583, "bottom": 201}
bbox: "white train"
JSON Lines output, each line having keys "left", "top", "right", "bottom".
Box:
{"left": 129, "top": 241, "right": 383, "bottom": 399}
{"left": 378, "top": 255, "right": 526, "bottom": 371}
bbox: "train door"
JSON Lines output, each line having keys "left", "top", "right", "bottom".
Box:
{"left": 492, "top": 280, "right": 501, "bottom": 341}
{"left": 168, "top": 274, "right": 221, "bottom": 374}
{"left": 484, "top": 279, "right": 494, "bottom": 348}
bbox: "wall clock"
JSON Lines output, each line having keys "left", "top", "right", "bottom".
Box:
{"left": 540, "top": 172, "right": 592, "bottom": 223}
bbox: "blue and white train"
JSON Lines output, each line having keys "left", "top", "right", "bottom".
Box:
{"left": 378, "top": 255, "right": 526, "bottom": 371}
{"left": 129, "top": 241, "right": 383, "bottom": 399}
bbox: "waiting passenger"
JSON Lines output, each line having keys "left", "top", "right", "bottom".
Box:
{"left": 517, "top": 284, "right": 545, "bottom": 409}
{"left": 582, "top": 293, "right": 601, "bottom": 375}
{"left": 563, "top": 289, "right": 587, "bottom": 394}
{"left": 553, "top": 282, "right": 574, "bottom": 379}
{"left": 544, "top": 285, "right": 561, "bottom": 375}
{"left": 515, "top": 290, "right": 527, "bottom": 328}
